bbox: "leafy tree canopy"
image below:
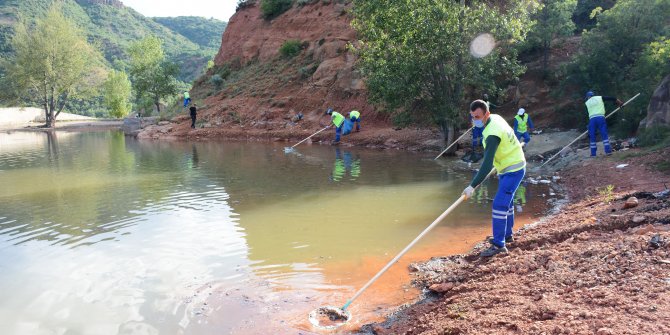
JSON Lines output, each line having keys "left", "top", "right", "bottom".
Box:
{"left": 1, "top": 4, "right": 104, "bottom": 127}
{"left": 351, "top": 0, "right": 538, "bottom": 143}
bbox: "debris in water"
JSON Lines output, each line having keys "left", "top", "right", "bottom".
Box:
{"left": 308, "top": 306, "right": 351, "bottom": 329}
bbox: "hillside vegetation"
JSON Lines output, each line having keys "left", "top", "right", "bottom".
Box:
{"left": 0, "top": 0, "right": 226, "bottom": 115}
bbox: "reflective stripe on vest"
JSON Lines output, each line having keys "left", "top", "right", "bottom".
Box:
{"left": 514, "top": 114, "right": 529, "bottom": 133}
{"left": 349, "top": 110, "right": 360, "bottom": 119}
{"left": 585, "top": 96, "right": 605, "bottom": 119}
{"left": 332, "top": 112, "right": 345, "bottom": 127}
{"left": 482, "top": 114, "right": 526, "bottom": 175}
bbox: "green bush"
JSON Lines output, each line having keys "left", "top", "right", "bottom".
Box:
{"left": 260, "top": 0, "right": 293, "bottom": 19}
{"left": 637, "top": 126, "right": 670, "bottom": 147}
{"left": 210, "top": 74, "right": 224, "bottom": 88}
{"left": 279, "top": 39, "right": 302, "bottom": 58}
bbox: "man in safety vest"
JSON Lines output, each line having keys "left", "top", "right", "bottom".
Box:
{"left": 183, "top": 91, "right": 191, "bottom": 107}
{"left": 349, "top": 110, "right": 361, "bottom": 132}
{"left": 513, "top": 108, "right": 534, "bottom": 145}
{"left": 326, "top": 108, "right": 345, "bottom": 144}
{"left": 462, "top": 100, "right": 526, "bottom": 257}
{"left": 584, "top": 91, "right": 623, "bottom": 157}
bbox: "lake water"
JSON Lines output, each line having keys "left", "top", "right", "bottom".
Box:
{"left": 0, "top": 130, "right": 552, "bottom": 334}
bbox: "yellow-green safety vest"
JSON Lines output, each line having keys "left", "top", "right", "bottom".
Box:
{"left": 585, "top": 96, "right": 605, "bottom": 119}
{"left": 184, "top": 92, "right": 190, "bottom": 99}
{"left": 331, "top": 111, "right": 345, "bottom": 127}
{"left": 482, "top": 114, "right": 526, "bottom": 174}
{"left": 349, "top": 110, "right": 360, "bottom": 119}
{"left": 514, "top": 114, "right": 529, "bottom": 133}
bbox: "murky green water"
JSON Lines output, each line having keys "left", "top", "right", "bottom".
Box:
{"left": 0, "top": 130, "right": 552, "bottom": 334}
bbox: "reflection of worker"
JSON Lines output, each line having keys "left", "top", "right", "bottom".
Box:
{"left": 462, "top": 99, "right": 525, "bottom": 257}
{"left": 326, "top": 108, "right": 345, "bottom": 145}
{"left": 189, "top": 144, "right": 199, "bottom": 169}
{"left": 584, "top": 91, "right": 623, "bottom": 157}
{"left": 513, "top": 108, "right": 534, "bottom": 146}
{"left": 348, "top": 110, "right": 361, "bottom": 132}
{"left": 331, "top": 148, "right": 361, "bottom": 182}
{"left": 514, "top": 182, "right": 527, "bottom": 213}
{"left": 471, "top": 170, "right": 489, "bottom": 204}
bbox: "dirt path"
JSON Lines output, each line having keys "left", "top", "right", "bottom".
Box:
{"left": 360, "top": 147, "right": 670, "bottom": 335}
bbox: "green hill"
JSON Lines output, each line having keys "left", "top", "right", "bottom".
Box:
{"left": 153, "top": 16, "right": 227, "bottom": 51}
{"left": 0, "top": 0, "right": 226, "bottom": 84}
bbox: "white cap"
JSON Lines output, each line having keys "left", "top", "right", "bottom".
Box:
{"left": 517, "top": 108, "right": 525, "bottom": 115}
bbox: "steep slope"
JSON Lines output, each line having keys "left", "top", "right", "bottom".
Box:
{"left": 147, "top": 1, "right": 439, "bottom": 149}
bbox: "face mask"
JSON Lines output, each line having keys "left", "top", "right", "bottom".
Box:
{"left": 474, "top": 119, "right": 485, "bottom": 128}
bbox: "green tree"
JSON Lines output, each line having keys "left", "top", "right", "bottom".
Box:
{"left": 527, "top": 0, "right": 577, "bottom": 75}
{"left": 127, "top": 36, "right": 179, "bottom": 114}
{"left": 1, "top": 5, "right": 103, "bottom": 127}
{"left": 570, "top": 0, "right": 670, "bottom": 135}
{"left": 351, "top": 0, "right": 537, "bottom": 145}
{"left": 103, "top": 70, "right": 132, "bottom": 118}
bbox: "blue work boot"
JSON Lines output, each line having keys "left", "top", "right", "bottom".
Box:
{"left": 480, "top": 243, "right": 508, "bottom": 257}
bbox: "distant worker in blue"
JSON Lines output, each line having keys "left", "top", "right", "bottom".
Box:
{"left": 513, "top": 108, "right": 534, "bottom": 146}
{"left": 471, "top": 115, "right": 483, "bottom": 150}
{"left": 584, "top": 91, "right": 622, "bottom": 157}
{"left": 462, "top": 99, "right": 526, "bottom": 257}
{"left": 183, "top": 91, "right": 191, "bottom": 107}
{"left": 326, "top": 108, "right": 345, "bottom": 145}
{"left": 348, "top": 110, "right": 361, "bottom": 132}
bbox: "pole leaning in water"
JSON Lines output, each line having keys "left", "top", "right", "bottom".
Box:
{"left": 339, "top": 167, "right": 498, "bottom": 312}
{"left": 434, "top": 127, "right": 473, "bottom": 160}
{"left": 537, "top": 93, "right": 640, "bottom": 170}
{"left": 284, "top": 126, "right": 330, "bottom": 153}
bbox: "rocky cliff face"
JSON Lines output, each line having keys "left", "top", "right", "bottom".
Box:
{"left": 639, "top": 74, "right": 670, "bottom": 129}
{"left": 190, "top": 1, "right": 378, "bottom": 136}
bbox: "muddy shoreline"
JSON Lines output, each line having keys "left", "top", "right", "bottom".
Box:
{"left": 360, "top": 147, "right": 670, "bottom": 335}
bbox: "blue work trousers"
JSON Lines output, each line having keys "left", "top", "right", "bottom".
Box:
{"left": 183, "top": 98, "right": 191, "bottom": 107}
{"left": 335, "top": 124, "right": 342, "bottom": 142}
{"left": 515, "top": 131, "right": 530, "bottom": 144}
{"left": 351, "top": 116, "right": 361, "bottom": 131}
{"left": 472, "top": 127, "right": 483, "bottom": 148}
{"left": 490, "top": 168, "right": 525, "bottom": 247}
{"left": 588, "top": 116, "right": 611, "bottom": 156}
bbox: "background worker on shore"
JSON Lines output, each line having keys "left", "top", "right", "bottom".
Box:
{"left": 183, "top": 91, "right": 191, "bottom": 107}
{"left": 326, "top": 108, "right": 345, "bottom": 145}
{"left": 513, "top": 108, "right": 534, "bottom": 146}
{"left": 584, "top": 91, "right": 623, "bottom": 157}
{"left": 462, "top": 99, "right": 526, "bottom": 257}
{"left": 348, "top": 110, "right": 361, "bottom": 132}
{"left": 189, "top": 103, "right": 197, "bottom": 129}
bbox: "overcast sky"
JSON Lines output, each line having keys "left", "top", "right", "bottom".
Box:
{"left": 121, "top": 0, "right": 237, "bottom": 22}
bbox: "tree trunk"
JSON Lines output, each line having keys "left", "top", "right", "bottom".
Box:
{"left": 440, "top": 119, "right": 457, "bottom": 155}
{"left": 542, "top": 40, "right": 549, "bottom": 78}
{"left": 44, "top": 107, "right": 55, "bottom": 128}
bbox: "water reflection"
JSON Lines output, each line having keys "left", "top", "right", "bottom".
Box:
{"left": 515, "top": 181, "right": 529, "bottom": 213}
{"left": 0, "top": 131, "right": 554, "bottom": 334}
{"left": 330, "top": 148, "right": 361, "bottom": 182}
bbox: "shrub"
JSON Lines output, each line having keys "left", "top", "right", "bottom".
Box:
{"left": 279, "top": 39, "right": 302, "bottom": 58}
{"left": 210, "top": 74, "right": 224, "bottom": 88}
{"left": 236, "top": 0, "right": 257, "bottom": 11}
{"left": 637, "top": 126, "right": 670, "bottom": 147}
{"left": 260, "top": 0, "right": 293, "bottom": 19}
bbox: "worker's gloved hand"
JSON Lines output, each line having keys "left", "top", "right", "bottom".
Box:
{"left": 462, "top": 186, "right": 475, "bottom": 200}
{"left": 616, "top": 99, "right": 624, "bottom": 107}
